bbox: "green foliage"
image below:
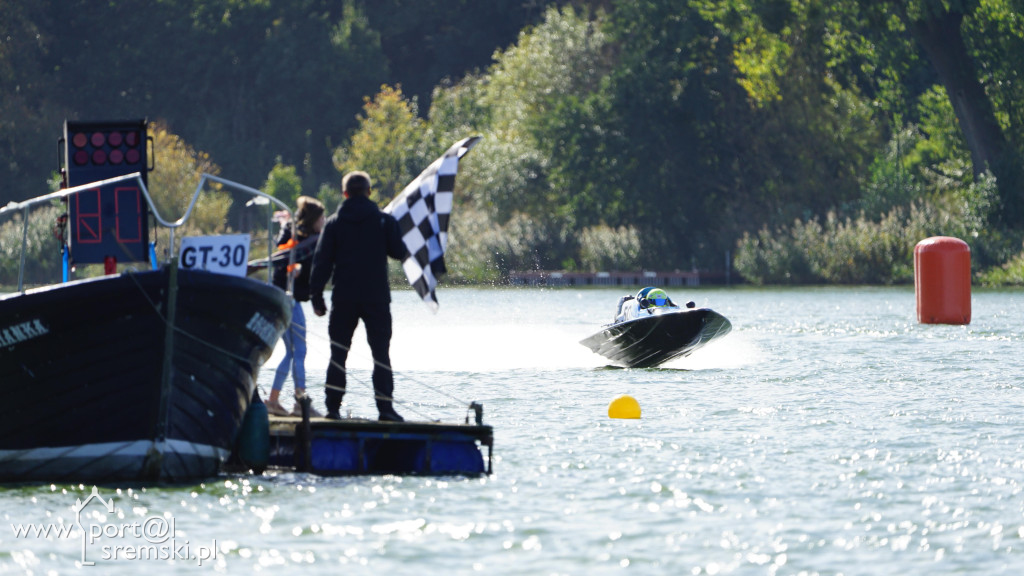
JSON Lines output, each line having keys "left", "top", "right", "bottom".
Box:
{"left": 6, "top": 0, "right": 1024, "bottom": 286}
{"left": 601, "top": 1, "right": 736, "bottom": 268}
{"left": 332, "top": 85, "right": 428, "bottom": 205}
{"left": 534, "top": 89, "right": 627, "bottom": 231}
{"left": 914, "top": 86, "right": 970, "bottom": 167}
{"left": 443, "top": 205, "right": 503, "bottom": 284}
{"left": 860, "top": 125, "right": 926, "bottom": 217}
{"left": 426, "top": 75, "right": 490, "bottom": 157}
{"left": 734, "top": 174, "right": 1007, "bottom": 285}
{"left": 421, "top": 4, "right": 616, "bottom": 280}
{"left": 0, "top": 1, "right": 61, "bottom": 206}
{"left": 733, "top": 224, "right": 818, "bottom": 285}
{"left": 0, "top": 205, "right": 64, "bottom": 287}
{"left": 146, "top": 124, "right": 232, "bottom": 256}
{"left": 357, "top": 0, "right": 547, "bottom": 109}
{"left": 732, "top": 21, "right": 793, "bottom": 105}
{"left": 967, "top": 0, "right": 1024, "bottom": 144}
{"left": 806, "top": 210, "right": 919, "bottom": 284}
{"left": 148, "top": 124, "right": 228, "bottom": 226}
{"left": 578, "top": 225, "right": 641, "bottom": 272}
{"left": 316, "top": 181, "right": 341, "bottom": 215}
{"left": 444, "top": 208, "right": 550, "bottom": 282}
{"left": 477, "top": 213, "right": 563, "bottom": 275}
{"left": 263, "top": 160, "right": 304, "bottom": 209}
{"left": 461, "top": 138, "right": 548, "bottom": 225}
{"left": 733, "top": 208, "right": 919, "bottom": 285}
{"left": 977, "top": 251, "right": 1024, "bottom": 286}
{"left": 0, "top": 0, "right": 395, "bottom": 209}
{"left": 930, "top": 171, "right": 1017, "bottom": 267}
{"left": 471, "top": 5, "right": 608, "bottom": 226}
{"left": 481, "top": 5, "right": 605, "bottom": 134}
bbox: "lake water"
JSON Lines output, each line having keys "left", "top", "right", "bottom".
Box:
{"left": 3, "top": 286, "right": 1024, "bottom": 575}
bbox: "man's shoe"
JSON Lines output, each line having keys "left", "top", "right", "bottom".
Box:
{"left": 265, "top": 399, "right": 289, "bottom": 416}
{"left": 325, "top": 410, "right": 342, "bottom": 421}
{"left": 378, "top": 408, "right": 404, "bottom": 422}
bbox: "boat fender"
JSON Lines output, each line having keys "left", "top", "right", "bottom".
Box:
{"left": 234, "top": 391, "right": 270, "bottom": 473}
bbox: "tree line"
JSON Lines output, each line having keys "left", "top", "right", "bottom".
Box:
{"left": 3, "top": 0, "right": 1024, "bottom": 286}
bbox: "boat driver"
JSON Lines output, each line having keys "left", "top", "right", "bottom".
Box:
{"left": 614, "top": 286, "right": 690, "bottom": 323}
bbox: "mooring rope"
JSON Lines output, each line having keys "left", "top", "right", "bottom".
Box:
{"left": 127, "top": 270, "right": 473, "bottom": 421}
{"left": 293, "top": 315, "right": 477, "bottom": 422}
{"left": 125, "top": 270, "right": 255, "bottom": 366}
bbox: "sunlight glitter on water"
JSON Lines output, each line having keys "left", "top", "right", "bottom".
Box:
{"left": 4, "top": 287, "right": 1024, "bottom": 574}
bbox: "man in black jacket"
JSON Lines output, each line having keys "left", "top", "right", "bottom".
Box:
{"left": 309, "top": 171, "right": 409, "bottom": 421}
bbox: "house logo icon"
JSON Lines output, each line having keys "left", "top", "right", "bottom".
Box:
{"left": 71, "top": 486, "right": 116, "bottom": 566}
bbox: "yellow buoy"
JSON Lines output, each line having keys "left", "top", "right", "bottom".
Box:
{"left": 608, "top": 395, "right": 641, "bottom": 419}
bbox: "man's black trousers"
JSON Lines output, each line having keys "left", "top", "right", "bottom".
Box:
{"left": 324, "top": 302, "right": 395, "bottom": 414}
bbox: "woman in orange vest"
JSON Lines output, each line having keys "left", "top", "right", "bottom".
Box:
{"left": 267, "top": 195, "right": 325, "bottom": 416}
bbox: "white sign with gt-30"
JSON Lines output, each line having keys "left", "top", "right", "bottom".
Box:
{"left": 178, "top": 234, "right": 250, "bottom": 277}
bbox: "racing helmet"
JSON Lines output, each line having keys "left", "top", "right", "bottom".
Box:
{"left": 636, "top": 287, "right": 671, "bottom": 309}
{"left": 635, "top": 286, "right": 655, "bottom": 305}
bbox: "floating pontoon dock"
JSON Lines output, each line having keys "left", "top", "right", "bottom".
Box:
{"left": 266, "top": 414, "right": 493, "bottom": 476}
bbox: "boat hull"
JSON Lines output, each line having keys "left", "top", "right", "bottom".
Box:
{"left": 0, "top": 268, "right": 291, "bottom": 484}
{"left": 580, "top": 308, "right": 732, "bottom": 368}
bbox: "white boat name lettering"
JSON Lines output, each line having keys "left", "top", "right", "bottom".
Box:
{"left": 0, "top": 319, "right": 49, "bottom": 347}
{"left": 245, "top": 313, "right": 277, "bottom": 347}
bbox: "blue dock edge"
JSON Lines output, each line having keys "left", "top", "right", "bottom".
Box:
{"left": 267, "top": 417, "right": 494, "bottom": 476}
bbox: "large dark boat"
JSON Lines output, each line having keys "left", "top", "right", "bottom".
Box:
{"left": 580, "top": 307, "right": 732, "bottom": 368}
{"left": 0, "top": 268, "right": 290, "bottom": 482}
{"left": 0, "top": 120, "right": 293, "bottom": 483}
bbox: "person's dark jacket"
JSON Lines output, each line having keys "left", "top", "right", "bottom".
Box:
{"left": 271, "top": 226, "right": 319, "bottom": 302}
{"left": 309, "top": 194, "right": 408, "bottom": 305}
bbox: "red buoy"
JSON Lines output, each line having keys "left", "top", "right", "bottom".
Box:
{"left": 914, "top": 237, "right": 971, "bottom": 325}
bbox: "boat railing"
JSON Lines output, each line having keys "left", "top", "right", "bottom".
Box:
{"left": 0, "top": 172, "right": 295, "bottom": 293}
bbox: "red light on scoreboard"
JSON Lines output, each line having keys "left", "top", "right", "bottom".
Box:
{"left": 68, "top": 126, "right": 144, "bottom": 168}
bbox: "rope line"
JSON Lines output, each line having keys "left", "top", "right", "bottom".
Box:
{"left": 127, "top": 271, "right": 471, "bottom": 421}
{"left": 289, "top": 313, "right": 475, "bottom": 420}
{"left": 126, "top": 270, "right": 264, "bottom": 366}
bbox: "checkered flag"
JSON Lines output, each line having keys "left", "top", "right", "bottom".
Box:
{"left": 384, "top": 136, "right": 481, "bottom": 312}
